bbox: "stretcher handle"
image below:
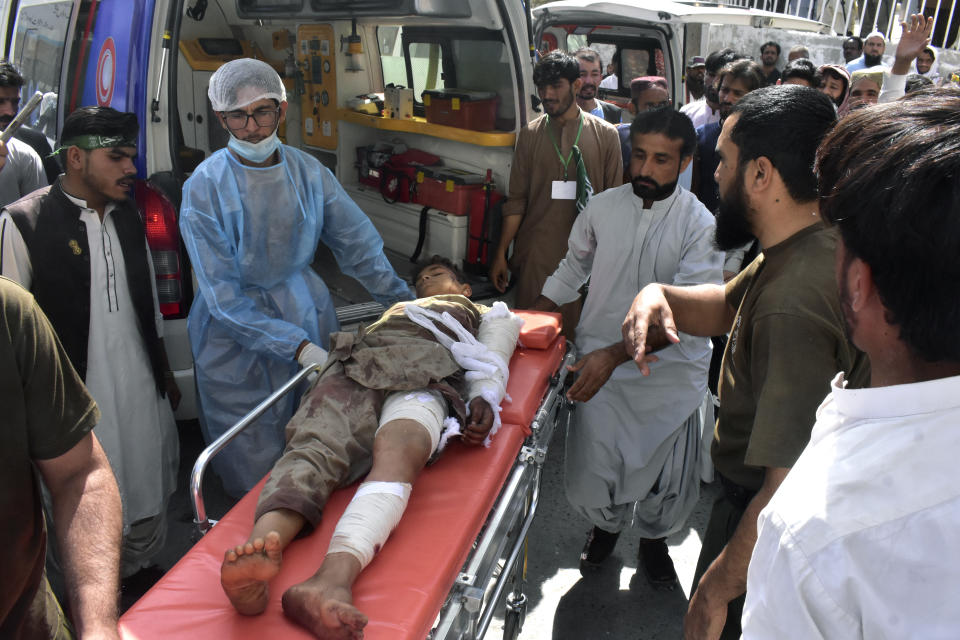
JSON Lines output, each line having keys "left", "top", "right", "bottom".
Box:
{"left": 0, "top": 91, "right": 43, "bottom": 144}
{"left": 191, "top": 364, "right": 320, "bottom": 534}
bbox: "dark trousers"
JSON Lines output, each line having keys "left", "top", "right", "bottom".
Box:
{"left": 690, "top": 477, "right": 757, "bottom": 640}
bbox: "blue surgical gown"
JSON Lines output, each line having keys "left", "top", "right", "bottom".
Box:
{"left": 180, "top": 145, "right": 412, "bottom": 496}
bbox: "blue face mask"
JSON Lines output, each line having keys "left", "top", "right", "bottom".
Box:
{"left": 228, "top": 130, "right": 281, "bottom": 163}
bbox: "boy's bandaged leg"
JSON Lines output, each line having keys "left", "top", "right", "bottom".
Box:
{"left": 376, "top": 389, "right": 447, "bottom": 452}
{"left": 326, "top": 481, "right": 412, "bottom": 568}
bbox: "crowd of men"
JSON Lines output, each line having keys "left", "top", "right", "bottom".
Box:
{"left": 2, "top": 11, "right": 959, "bottom": 639}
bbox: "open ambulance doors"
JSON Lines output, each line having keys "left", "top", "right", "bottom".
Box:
{"left": 163, "top": 0, "right": 537, "bottom": 269}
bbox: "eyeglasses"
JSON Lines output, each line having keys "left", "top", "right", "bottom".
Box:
{"left": 221, "top": 107, "right": 280, "bottom": 131}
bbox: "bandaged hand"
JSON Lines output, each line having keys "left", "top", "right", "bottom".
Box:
{"left": 463, "top": 397, "right": 495, "bottom": 446}
{"left": 296, "top": 341, "right": 328, "bottom": 370}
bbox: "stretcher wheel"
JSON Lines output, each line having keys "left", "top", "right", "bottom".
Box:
{"left": 503, "top": 609, "right": 522, "bottom": 640}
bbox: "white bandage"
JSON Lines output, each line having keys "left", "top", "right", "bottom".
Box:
{"left": 377, "top": 389, "right": 446, "bottom": 452}
{"left": 326, "top": 481, "right": 412, "bottom": 569}
{"left": 466, "top": 305, "right": 523, "bottom": 441}
{"left": 403, "top": 301, "right": 523, "bottom": 446}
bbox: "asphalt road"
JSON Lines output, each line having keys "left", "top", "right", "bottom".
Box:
{"left": 485, "top": 431, "right": 720, "bottom": 640}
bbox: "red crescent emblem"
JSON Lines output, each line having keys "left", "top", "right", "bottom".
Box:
{"left": 96, "top": 37, "right": 116, "bottom": 106}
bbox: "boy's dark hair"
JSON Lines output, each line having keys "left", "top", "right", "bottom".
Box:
{"left": 781, "top": 58, "right": 818, "bottom": 85}
{"left": 760, "top": 41, "right": 781, "bottom": 56}
{"left": 815, "top": 89, "right": 960, "bottom": 362}
{"left": 718, "top": 59, "right": 766, "bottom": 94}
{"left": 730, "top": 85, "right": 836, "bottom": 203}
{"left": 630, "top": 108, "right": 696, "bottom": 159}
{"left": 533, "top": 50, "right": 580, "bottom": 88}
{"left": 60, "top": 106, "right": 139, "bottom": 146}
{"left": 418, "top": 255, "right": 467, "bottom": 285}
{"left": 0, "top": 60, "right": 24, "bottom": 88}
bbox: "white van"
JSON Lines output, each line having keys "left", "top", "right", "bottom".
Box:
{"left": 533, "top": 0, "right": 828, "bottom": 110}
{"left": 0, "top": 0, "right": 540, "bottom": 420}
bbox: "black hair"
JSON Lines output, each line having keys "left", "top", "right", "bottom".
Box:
{"left": 573, "top": 47, "right": 603, "bottom": 68}
{"left": 533, "top": 50, "right": 580, "bottom": 88}
{"left": 730, "top": 85, "right": 836, "bottom": 203}
{"left": 781, "top": 58, "right": 818, "bottom": 85}
{"left": 815, "top": 89, "right": 960, "bottom": 362}
{"left": 843, "top": 36, "right": 863, "bottom": 50}
{"left": 905, "top": 73, "right": 934, "bottom": 94}
{"left": 0, "top": 59, "right": 24, "bottom": 88}
{"left": 60, "top": 106, "right": 139, "bottom": 146}
{"left": 760, "top": 41, "right": 781, "bottom": 56}
{"left": 705, "top": 48, "right": 742, "bottom": 75}
{"left": 718, "top": 59, "right": 766, "bottom": 93}
{"left": 630, "top": 108, "right": 696, "bottom": 159}
{"left": 418, "top": 255, "right": 467, "bottom": 285}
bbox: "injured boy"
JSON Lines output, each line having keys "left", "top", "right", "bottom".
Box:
{"left": 219, "top": 255, "right": 523, "bottom": 639}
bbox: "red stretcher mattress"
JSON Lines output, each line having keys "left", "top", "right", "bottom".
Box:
{"left": 119, "top": 311, "right": 564, "bottom": 640}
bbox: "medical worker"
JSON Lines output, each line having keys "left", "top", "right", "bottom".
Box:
{"left": 180, "top": 58, "right": 411, "bottom": 497}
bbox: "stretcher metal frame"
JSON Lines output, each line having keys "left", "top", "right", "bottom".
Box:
{"left": 188, "top": 328, "right": 575, "bottom": 640}
{"left": 430, "top": 344, "right": 576, "bottom": 640}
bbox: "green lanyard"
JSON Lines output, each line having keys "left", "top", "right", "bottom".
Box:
{"left": 546, "top": 113, "right": 584, "bottom": 179}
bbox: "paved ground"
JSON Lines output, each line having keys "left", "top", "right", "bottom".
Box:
{"left": 485, "top": 434, "right": 719, "bottom": 640}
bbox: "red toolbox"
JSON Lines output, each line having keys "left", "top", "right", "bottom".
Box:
{"left": 422, "top": 89, "right": 498, "bottom": 131}
{"left": 415, "top": 166, "right": 486, "bottom": 216}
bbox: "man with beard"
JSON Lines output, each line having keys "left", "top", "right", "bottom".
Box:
{"left": 846, "top": 31, "right": 885, "bottom": 72}
{"left": 490, "top": 50, "right": 621, "bottom": 338}
{"left": 692, "top": 59, "right": 764, "bottom": 216}
{"left": 573, "top": 47, "right": 622, "bottom": 124}
{"left": 532, "top": 107, "right": 722, "bottom": 588}
{"left": 759, "top": 42, "right": 781, "bottom": 86}
{"left": 0, "top": 61, "right": 61, "bottom": 185}
{"left": 742, "top": 87, "right": 960, "bottom": 640}
{"left": 620, "top": 85, "right": 869, "bottom": 639}
{"left": 681, "top": 49, "right": 739, "bottom": 129}
{"left": 0, "top": 61, "right": 46, "bottom": 206}
{"left": 684, "top": 56, "right": 706, "bottom": 103}
{"left": 0, "top": 106, "right": 182, "bottom": 578}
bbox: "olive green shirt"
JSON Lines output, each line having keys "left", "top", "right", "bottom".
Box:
{"left": 711, "top": 224, "right": 869, "bottom": 491}
{"left": 0, "top": 277, "right": 99, "bottom": 639}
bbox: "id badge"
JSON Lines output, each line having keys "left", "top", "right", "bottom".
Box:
{"left": 551, "top": 180, "right": 577, "bottom": 200}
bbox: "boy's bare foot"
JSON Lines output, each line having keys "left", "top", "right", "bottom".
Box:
{"left": 282, "top": 577, "right": 368, "bottom": 640}
{"left": 221, "top": 531, "right": 283, "bottom": 615}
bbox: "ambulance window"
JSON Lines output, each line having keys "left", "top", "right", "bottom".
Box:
{"left": 378, "top": 27, "right": 450, "bottom": 100}
{"left": 451, "top": 38, "right": 514, "bottom": 127}
{"left": 11, "top": 1, "right": 73, "bottom": 138}
{"left": 621, "top": 48, "right": 652, "bottom": 82}
{"left": 406, "top": 41, "right": 446, "bottom": 95}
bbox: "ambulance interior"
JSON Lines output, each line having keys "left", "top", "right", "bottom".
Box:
{"left": 171, "top": 0, "right": 532, "bottom": 285}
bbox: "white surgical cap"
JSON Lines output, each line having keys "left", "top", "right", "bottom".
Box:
{"left": 208, "top": 58, "right": 287, "bottom": 112}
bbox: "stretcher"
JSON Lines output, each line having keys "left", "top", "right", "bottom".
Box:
{"left": 119, "top": 309, "right": 574, "bottom": 640}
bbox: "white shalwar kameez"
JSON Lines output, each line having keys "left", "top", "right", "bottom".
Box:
{"left": 542, "top": 183, "right": 722, "bottom": 536}
{"left": 0, "top": 195, "right": 178, "bottom": 575}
